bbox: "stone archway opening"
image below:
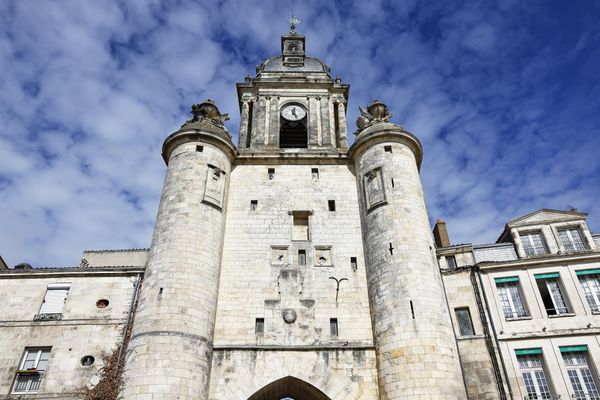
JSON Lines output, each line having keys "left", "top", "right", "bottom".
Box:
{"left": 248, "top": 376, "right": 331, "bottom": 400}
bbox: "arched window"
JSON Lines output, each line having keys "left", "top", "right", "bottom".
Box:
{"left": 280, "top": 121, "right": 307, "bottom": 148}
{"left": 280, "top": 104, "right": 308, "bottom": 148}
{"left": 248, "top": 376, "right": 330, "bottom": 400}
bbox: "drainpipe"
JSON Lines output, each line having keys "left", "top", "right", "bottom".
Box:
{"left": 115, "top": 273, "right": 142, "bottom": 377}
{"left": 475, "top": 266, "right": 514, "bottom": 399}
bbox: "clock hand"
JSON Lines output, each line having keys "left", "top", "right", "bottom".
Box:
{"left": 291, "top": 108, "right": 297, "bottom": 117}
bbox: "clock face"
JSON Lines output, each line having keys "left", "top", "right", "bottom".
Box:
{"left": 281, "top": 104, "right": 306, "bottom": 121}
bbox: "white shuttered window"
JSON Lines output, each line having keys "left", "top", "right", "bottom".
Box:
{"left": 39, "top": 283, "right": 71, "bottom": 314}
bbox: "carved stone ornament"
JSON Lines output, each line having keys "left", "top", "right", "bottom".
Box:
{"left": 355, "top": 99, "right": 393, "bottom": 134}
{"left": 33, "top": 313, "right": 63, "bottom": 322}
{"left": 182, "top": 99, "right": 230, "bottom": 129}
{"left": 282, "top": 308, "right": 297, "bottom": 324}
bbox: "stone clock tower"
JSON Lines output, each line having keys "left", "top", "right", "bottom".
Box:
{"left": 121, "top": 23, "right": 467, "bottom": 400}
{"left": 237, "top": 26, "right": 349, "bottom": 152}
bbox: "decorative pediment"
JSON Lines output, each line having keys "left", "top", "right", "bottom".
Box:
{"left": 507, "top": 209, "right": 587, "bottom": 228}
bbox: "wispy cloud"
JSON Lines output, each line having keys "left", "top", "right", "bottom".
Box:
{"left": 0, "top": 0, "right": 598, "bottom": 266}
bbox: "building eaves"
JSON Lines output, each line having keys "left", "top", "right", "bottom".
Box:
{"left": 0, "top": 266, "right": 145, "bottom": 278}
{"left": 82, "top": 248, "right": 150, "bottom": 253}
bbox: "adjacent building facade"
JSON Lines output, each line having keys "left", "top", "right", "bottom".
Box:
{"left": 1, "top": 27, "right": 599, "bottom": 400}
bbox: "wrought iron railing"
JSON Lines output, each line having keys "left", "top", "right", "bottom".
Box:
{"left": 33, "top": 313, "right": 63, "bottom": 321}
{"left": 524, "top": 394, "right": 561, "bottom": 400}
{"left": 12, "top": 371, "right": 42, "bottom": 393}
{"left": 571, "top": 393, "right": 600, "bottom": 400}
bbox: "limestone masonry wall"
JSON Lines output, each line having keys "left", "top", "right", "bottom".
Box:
{"left": 353, "top": 134, "right": 467, "bottom": 399}
{"left": 121, "top": 138, "right": 231, "bottom": 400}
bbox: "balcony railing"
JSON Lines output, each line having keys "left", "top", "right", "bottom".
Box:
{"left": 33, "top": 313, "right": 63, "bottom": 321}
{"left": 572, "top": 393, "right": 600, "bottom": 400}
{"left": 524, "top": 394, "right": 561, "bottom": 400}
{"left": 12, "top": 371, "right": 43, "bottom": 393}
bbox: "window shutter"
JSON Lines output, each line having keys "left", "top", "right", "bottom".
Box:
{"left": 39, "top": 284, "right": 70, "bottom": 314}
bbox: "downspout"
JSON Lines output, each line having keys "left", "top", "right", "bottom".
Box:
{"left": 115, "top": 273, "right": 143, "bottom": 377}
{"left": 438, "top": 263, "right": 470, "bottom": 397}
{"left": 475, "top": 266, "right": 514, "bottom": 399}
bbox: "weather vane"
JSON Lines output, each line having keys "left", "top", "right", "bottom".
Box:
{"left": 289, "top": 13, "right": 300, "bottom": 31}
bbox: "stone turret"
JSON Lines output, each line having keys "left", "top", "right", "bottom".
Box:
{"left": 349, "top": 100, "right": 467, "bottom": 399}
{"left": 121, "top": 101, "right": 235, "bottom": 399}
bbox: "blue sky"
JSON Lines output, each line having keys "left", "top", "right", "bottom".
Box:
{"left": 1, "top": 0, "right": 599, "bottom": 267}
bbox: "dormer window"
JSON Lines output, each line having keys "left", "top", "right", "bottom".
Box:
{"left": 520, "top": 231, "right": 547, "bottom": 257}
{"left": 558, "top": 227, "right": 587, "bottom": 253}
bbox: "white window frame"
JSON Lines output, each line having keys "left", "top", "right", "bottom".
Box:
{"left": 535, "top": 275, "right": 571, "bottom": 316}
{"left": 559, "top": 227, "right": 587, "bottom": 253}
{"left": 520, "top": 231, "right": 548, "bottom": 257}
{"left": 563, "top": 351, "right": 600, "bottom": 400}
{"left": 517, "top": 354, "right": 553, "bottom": 399}
{"left": 579, "top": 274, "right": 600, "bottom": 313}
{"left": 496, "top": 280, "right": 529, "bottom": 319}
{"left": 12, "top": 347, "right": 51, "bottom": 394}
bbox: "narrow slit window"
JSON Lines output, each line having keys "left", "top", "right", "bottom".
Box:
{"left": 350, "top": 257, "right": 357, "bottom": 271}
{"left": 267, "top": 168, "right": 275, "bottom": 180}
{"left": 384, "top": 145, "right": 392, "bottom": 153}
{"left": 255, "top": 318, "right": 264, "bottom": 334}
{"left": 455, "top": 307, "right": 475, "bottom": 336}
{"left": 328, "top": 200, "right": 336, "bottom": 212}
{"left": 311, "top": 168, "right": 319, "bottom": 181}
{"left": 298, "top": 250, "right": 306, "bottom": 266}
{"left": 391, "top": 178, "right": 395, "bottom": 188}
{"left": 330, "top": 318, "right": 338, "bottom": 337}
{"left": 196, "top": 145, "right": 203, "bottom": 152}
{"left": 250, "top": 200, "right": 258, "bottom": 211}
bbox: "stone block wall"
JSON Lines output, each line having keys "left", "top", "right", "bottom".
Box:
{"left": 121, "top": 138, "right": 232, "bottom": 399}
{"left": 0, "top": 272, "right": 139, "bottom": 398}
{"left": 353, "top": 133, "right": 467, "bottom": 399}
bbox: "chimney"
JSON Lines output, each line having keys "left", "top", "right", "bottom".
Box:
{"left": 433, "top": 219, "right": 451, "bottom": 248}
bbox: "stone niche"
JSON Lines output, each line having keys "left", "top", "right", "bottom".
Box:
{"left": 271, "top": 246, "right": 289, "bottom": 266}
{"left": 363, "top": 167, "right": 386, "bottom": 210}
{"left": 203, "top": 164, "right": 226, "bottom": 208}
{"left": 314, "top": 246, "right": 333, "bottom": 267}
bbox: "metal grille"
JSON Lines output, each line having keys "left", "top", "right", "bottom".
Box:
{"left": 13, "top": 373, "right": 42, "bottom": 393}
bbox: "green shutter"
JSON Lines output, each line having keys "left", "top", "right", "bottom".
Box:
{"left": 515, "top": 348, "right": 543, "bottom": 355}
{"left": 495, "top": 276, "right": 519, "bottom": 283}
{"left": 534, "top": 272, "right": 560, "bottom": 280}
{"left": 576, "top": 269, "right": 600, "bottom": 276}
{"left": 560, "top": 345, "right": 588, "bottom": 353}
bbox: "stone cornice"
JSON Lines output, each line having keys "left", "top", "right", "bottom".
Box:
{"left": 0, "top": 267, "right": 145, "bottom": 279}
{"left": 162, "top": 128, "right": 237, "bottom": 165}
{"left": 348, "top": 123, "right": 423, "bottom": 170}
{"left": 477, "top": 251, "right": 600, "bottom": 271}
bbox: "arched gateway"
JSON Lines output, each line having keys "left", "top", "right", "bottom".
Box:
{"left": 248, "top": 376, "right": 331, "bottom": 400}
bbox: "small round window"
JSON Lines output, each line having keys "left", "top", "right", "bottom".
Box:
{"left": 96, "top": 299, "right": 109, "bottom": 308}
{"left": 81, "top": 355, "right": 95, "bottom": 366}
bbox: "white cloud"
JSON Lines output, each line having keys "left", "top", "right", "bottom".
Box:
{"left": 0, "top": 0, "right": 598, "bottom": 267}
